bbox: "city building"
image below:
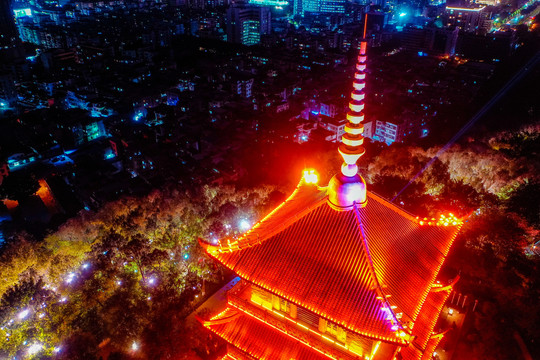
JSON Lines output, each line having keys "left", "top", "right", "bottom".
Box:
{"left": 445, "top": 5, "right": 492, "bottom": 34}
{"left": 372, "top": 120, "right": 401, "bottom": 145}
{"left": 293, "top": 0, "right": 346, "bottom": 16}
{"left": 226, "top": 5, "right": 271, "bottom": 46}
{"left": 401, "top": 26, "right": 459, "bottom": 56}
{"left": 320, "top": 115, "right": 347, "bottom": 142}
{"left": 200, "top": 35, "right": 463, "bottom": 360}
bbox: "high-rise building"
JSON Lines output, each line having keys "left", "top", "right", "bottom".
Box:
{"left": 0, "top": 0, "right": 19, "bottom": 48}
{"left": 227, "top": 6, "right": 271, "bottom": 46}
{"left": 294, "top": 0, "right": 345, "bottom": 16}
{"left": 401, "top": 26, "right": 459, "bottom": 56}
{"left": 199, "top": 35, "right": 463, "bottom": 360}
{"left": 445, "top": 5, "right": 491, "bottom": 33}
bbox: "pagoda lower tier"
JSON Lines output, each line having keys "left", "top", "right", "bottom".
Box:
{"left": 201, "top": 278, "right": 453, "bottom": 360}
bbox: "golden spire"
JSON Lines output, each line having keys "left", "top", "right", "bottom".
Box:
{"left": 338, "top": 15, "right": 368, "bottom": 177}
{"left": 326, "top": 16, "right": 369, "bottom": 211}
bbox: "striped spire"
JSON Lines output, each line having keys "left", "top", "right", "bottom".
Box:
{"left": 338, "top": 19, "right": 368, "bottom": 177}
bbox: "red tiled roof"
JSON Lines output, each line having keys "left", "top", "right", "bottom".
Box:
{"left": 204, "top": 307, "right": 355, "bottom": 360}
{"left": 400, "top": 289, "right": 451, "bottom": 360}
{"left": 204, "top": 183, "right": 461, "bottom": 344}
{"left": 356, "top": 193, "right": 460, "bottom": 322}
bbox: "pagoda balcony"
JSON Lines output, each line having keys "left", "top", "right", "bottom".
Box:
{"left": 226, "top": 279, "right": 367, "bottom": 360}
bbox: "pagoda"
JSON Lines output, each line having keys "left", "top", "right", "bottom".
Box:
{"left": 199, "top": 33, "right": 463, "bottom": 360}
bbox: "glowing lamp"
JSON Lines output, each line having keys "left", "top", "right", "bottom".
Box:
{"left": 303, "top": 169, "right": 318, "bottom": 185}
{"left": 131, "top": 342, "right": 139, "bottom": 351}
{"left": 239, "top": 219, "right": 251, "bottom": 231}
{"left": 27, "top": 343, "right": 43, "bottom": 355}
{"left": 18, "top": 309, "right": 29, "bottom": 320}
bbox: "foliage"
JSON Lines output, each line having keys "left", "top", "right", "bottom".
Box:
{"left": 367, "top": 124, "right": 540, "bottom": 358}
{"left": 0, "top": 183, "right": 275, "bottom": 358}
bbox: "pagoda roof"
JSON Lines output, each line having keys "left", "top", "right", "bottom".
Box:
{"left": 203, "top": 181, "right": 461, "bottom": 344}
{"left": 203, "top": 307, "right": 356, "bottom": 360}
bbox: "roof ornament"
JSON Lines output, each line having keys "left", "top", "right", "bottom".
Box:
{"left": 327, "top": 15, "right": 369, "bottom": 211}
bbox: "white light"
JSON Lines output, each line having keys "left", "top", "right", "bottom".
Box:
{"left": 116, "top": 280, "right": 122, "bottom": 286}
{"left": 53, "top": 346, "right": 61, "bottom": 353}
{"left": 239, "top": 219, "right": 251, "bottom": 231}
{"left": 60, "top": 297, "right": 67, "bottom": 303}
{"left": 449, "top": 308, "right": 454, "bottom": 315}
{"left": 303, "top": 169, "right": 319, "bottom": 184}
{"left": 81, "top": 263, "right": 90, "bottom": 269}
{"left": 148, "top": 278, "right": 155, "bottom": 285}
{"left": 18, "top": 309, "right": 30, "bottom": 320}
{"left": 27, "top": 343, "right": 43, "bottom": 355}
{"left": 131, "top": 342, "right": 139, "bottom": 351}
{"left": 399, "top": 12, "right": 407, "bottom": 17}
{"left": 65, "top": 272, "right": 76, "bottom": 284}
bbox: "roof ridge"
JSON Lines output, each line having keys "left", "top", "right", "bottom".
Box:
{"left": 215, "top": 184, "right": 327, "bottom": 253}
{"left": 353, "top": 203, "right": 407, "bottom": 337}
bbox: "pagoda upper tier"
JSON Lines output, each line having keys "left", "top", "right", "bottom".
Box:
{"left": 202, "top": 178, "right": 462, "bottom": 345}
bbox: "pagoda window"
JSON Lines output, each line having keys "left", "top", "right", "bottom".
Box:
{"left": 250, "top": 285, "right": 273, "bottom": 310}
{"left": 318, "top": 317, "right": 327, "bottom": 333}
{"left": 296, "top": 307, "right": 319, "bottom": 328}
{"left": 326, "top": 321, "right": 347, "bottom": 343}
{"left": 279, "top": 297, "right": 290, "bottom": 313}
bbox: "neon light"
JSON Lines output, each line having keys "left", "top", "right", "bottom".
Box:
{"left": 322, "top": 335, "right": 335, "bottom": 343}
{"left": 446, "top": 6, "right": 486, "bottom": 11}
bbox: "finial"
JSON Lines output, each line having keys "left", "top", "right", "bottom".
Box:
{"left": 338, "top": 32, "right": 367, "bottom": 178}
{"left": 327, "top": 28, "right": 368, "bottom": 211}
